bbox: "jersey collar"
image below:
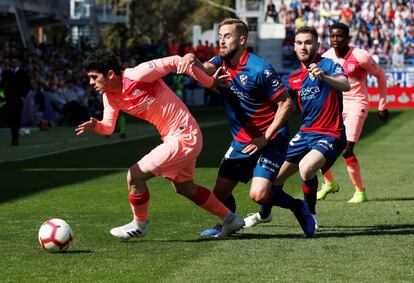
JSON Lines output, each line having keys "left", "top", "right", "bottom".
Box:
{"left": 225, "top": 50, "right": 249, "bottom": 71}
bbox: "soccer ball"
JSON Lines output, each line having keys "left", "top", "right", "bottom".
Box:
{"left": 38, "top": 218, "right": 73, "bottom": 253}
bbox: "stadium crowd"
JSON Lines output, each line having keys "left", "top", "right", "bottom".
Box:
{"left": 0, "top": 39, "right": 220, "bottom": 132}
{"left": 269, "top": 0, "right": 414, "bottom": 69}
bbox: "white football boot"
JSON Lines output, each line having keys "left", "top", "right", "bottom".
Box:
{"left": 215, "top": 214, "right": 244, "bottom": 238}
{"left": 110, "top": 220, "right": 147, "bottom": 240}
{"left": 243, "top": 212, "right": 273, "bottom": 228}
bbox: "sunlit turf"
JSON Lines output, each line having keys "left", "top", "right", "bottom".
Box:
{"left": 0, "top": 108, "right": 413, "bottom": 282}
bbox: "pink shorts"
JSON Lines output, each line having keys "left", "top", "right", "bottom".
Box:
{"left": 138, "top": 131, "right": 203, "bottom": 183}
{"left": 343, "top": 112, "right": 367, "bottom": 142}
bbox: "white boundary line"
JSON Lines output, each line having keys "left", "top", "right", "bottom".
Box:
{"left": 1, "top": 121, "right": 227, "bottom": 163}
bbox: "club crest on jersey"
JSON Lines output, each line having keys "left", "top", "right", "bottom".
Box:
{"left": 239, "top": 74, "right": 248, "bottom": 85}
{"left": 264, "top": 69, "right": 273, "bottom": 78}
{"left": 347, "top": 64, "right": 355, "bottom": 72}
{"left": 132, "top": 88, "right": 141, "bottom": 96}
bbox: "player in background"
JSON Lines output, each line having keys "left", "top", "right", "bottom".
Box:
{"left": 245, "top": 26, "right": 350, "bottom": 229}
{"left": 178, "top": 18, "right": 316, "bottom": 237}
{"left": 318, "top": 22, "right": 389, "bottom": 203}
{"left": 76, "top": 50, "right": 244, "bottom": 239}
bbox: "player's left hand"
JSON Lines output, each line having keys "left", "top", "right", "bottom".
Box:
{"left": 242, "top": 135, "right": 268, "bottom": 155}
{"left": 308, "top": 63, "right": 325, "bottom": 80}
{"left": 378, "top": 109, "right": 389, "bottom": 121}
{"left": 177, "top": 53, "right": 196, "bottom": 74}
{"left": 75, "top": 117, "right": 97, "bottom": 135}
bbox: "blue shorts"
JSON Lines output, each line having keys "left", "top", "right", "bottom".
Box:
{"left": 218, "top": 134, "right": 288, "bottom": 183}
{"left": 286, "top": 131, "right": 346, "bottom": 173}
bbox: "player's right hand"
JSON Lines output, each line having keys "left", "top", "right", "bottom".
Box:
{"left": 308, "top": 63, "right": 325, "bottom": 80}
{"left": 75, "top": 117, "right": 97, "bottom": 135}
{"left": 210, "top": 67, "right": 230, "bottom": 93}
{"left": 241, "top": 135, "right": 268, "bottom": 155}
{"left": 378, "top": 109, "right": 389, "bottom": 121}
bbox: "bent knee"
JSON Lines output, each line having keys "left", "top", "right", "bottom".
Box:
{"left": 249, "top": 189, "right": 268, "bottom": 203}
{"left": 299, "top": 165, "right": 317, "bottom": 180}
{"left": 127, "top": 164, "right": 144, "bottom": 186}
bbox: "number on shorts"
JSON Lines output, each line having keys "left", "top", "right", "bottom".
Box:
{"left": 289, "top": 133, "right": 301, "bottom": 146}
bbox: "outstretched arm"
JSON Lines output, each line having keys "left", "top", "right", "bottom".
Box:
{"left": 177, "top": 53, "right": 217, "bottom": 76}
{"left": 125, "top": 55, "right": 215, "bottom": 88}
{"left": 75, "top": 94, "right": 119, "bottom": 136}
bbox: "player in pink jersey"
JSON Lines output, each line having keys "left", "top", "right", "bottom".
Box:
{"left": 319, "top": 22, "right": 389, "bottom": 203}
{"left": 75, "top": 49, "right": 244, "bottom": 239}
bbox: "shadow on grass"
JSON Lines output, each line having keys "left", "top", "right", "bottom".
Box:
{"left": 117, "top": 233, "right": 306, "bottom": 243}
{"left": 315, "top": 223, "right": 414, "bottom": 237}
{"left": 125, "top": 223, "right": 414, "bottom": 243}
{"left": 0, "top": 110, "right": 407, "bottom": 204}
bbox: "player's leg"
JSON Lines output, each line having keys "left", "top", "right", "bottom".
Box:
{"left": 269, "top": 133, "right": 316, "bottom": 236}
{"left": 244, "top": 136, "right": 290, "bottom": 227}
{"left": 110, "top": 134, "right": 193, "bottom": 240}
{"left": 174, "top": 179, "right": 232, "bottom": 220}
{"left": 299, "top": 150, "right": 326, "bottom": 214}
{"left": 110, "top": 163, "right": 155, "bottom": 240}
{"left": 244, "top": 177, "right": 274, "bottom": 227}
{"left": 213, "top": 176, "right": 239, "bottom": 212}
{"left": 343, "top": 142, "right": 367, "bottom": 203}
{"left": 342, "top": 112, "right": 367, "bottom": 203}
{"left": 198, "top": 158, "right": 245, "bottom": 236}
{"left": 173, "top": 179, "right": 244, "bottom": 238}
{"left": 274, "top": 160, "right": 316, "bottom": 236}
{"left": 246, "top": 161, "right": 316, "bottom": 236}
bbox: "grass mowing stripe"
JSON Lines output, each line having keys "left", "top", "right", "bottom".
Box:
{"left": 0, "top": 120, "right": 227, "bottom": 163}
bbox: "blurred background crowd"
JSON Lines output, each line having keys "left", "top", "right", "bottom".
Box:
{"left": 275, "top": 0, "right": 414, "bottom": 68}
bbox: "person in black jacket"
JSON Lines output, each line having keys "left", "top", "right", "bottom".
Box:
{"left": 0, "top": 53, "right": 31, "bottom": 145}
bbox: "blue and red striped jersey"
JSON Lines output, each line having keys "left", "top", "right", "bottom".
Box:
{"left": 286, "top": 54, "right": 347, "bottom": 139}
{"left": 208, "top": 51, "right": 288, "bottom": 151}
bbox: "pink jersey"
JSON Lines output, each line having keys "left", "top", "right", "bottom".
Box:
{"left": 93, "top": 56, "right": 213, "bottom": 138}
{"left": 323, "top": 46, "right": 387, "bottom": 112}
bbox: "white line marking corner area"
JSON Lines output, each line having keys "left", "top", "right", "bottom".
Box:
{"left": 1, "top": 121, "right": 227, "bottom": 163}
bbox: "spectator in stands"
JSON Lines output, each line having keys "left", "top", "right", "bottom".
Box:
{"left": 265, "top": 0, "right": 278, "bottom": 23}
{"left": 278, "top": 0, "right": 414, "bottom": 68}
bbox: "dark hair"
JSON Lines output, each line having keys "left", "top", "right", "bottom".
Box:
{"left": 83, "top": 49, "right": 122, "bottom": 76}
{"left": 218, "top": 18, "right": 249, "bottom": 38}
{"left": 295, "top": 26, "right": 318, "bottom": 40}
{"left": 329, "top": 22, "right": 350, "bottom": 38}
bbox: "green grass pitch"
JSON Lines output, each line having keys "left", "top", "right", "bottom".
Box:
{"left": 0, "top": 108, "right": 413, "bottom": 282}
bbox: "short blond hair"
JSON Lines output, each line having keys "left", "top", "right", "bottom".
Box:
{"left": 218, "top": 18, "right": 249, "bottom": 38}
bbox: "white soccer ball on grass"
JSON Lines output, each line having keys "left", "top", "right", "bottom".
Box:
{"left": 38, "top": 218, "right": 73, "bottom": 253}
